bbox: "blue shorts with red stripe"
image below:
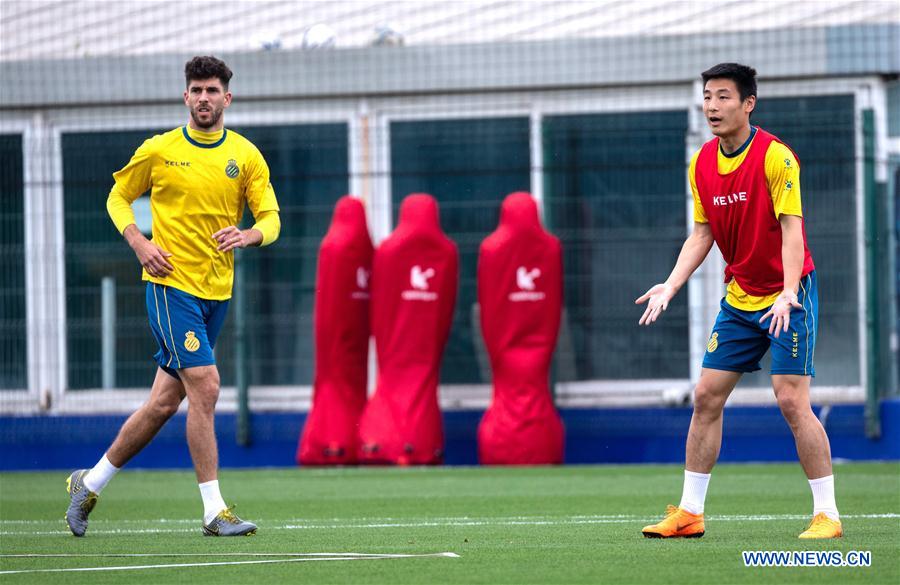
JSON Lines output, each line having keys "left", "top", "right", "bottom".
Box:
{"left": 145, "top": 283, "right": 229, "bottom": 379}
{"left": 702, "top": 271, "right": 818, "bottom": 377}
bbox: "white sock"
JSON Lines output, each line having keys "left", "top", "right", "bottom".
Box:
{"left": 83, "top": 454, "right": 120, "bottom": 494}
{"left": 809, "top": 475, "right": 839, "bottom": 521}
{"left": 679, "top": 470, "right": 711, "bottom": 515}
{"left": 199, "top": 480, "right": 227, "bottom": 524}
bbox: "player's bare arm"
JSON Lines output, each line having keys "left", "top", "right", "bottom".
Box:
{"left": 759, "top": 214, "right": 804, "bottom": 337}
{"left": 123, "top": 224, "right": 173, "bottom": 277}
{"left": 636, "top": 222, "right": 714, "bottom": 325}
{"left": 212, "top": 225, "right": 263, "bottom": 253}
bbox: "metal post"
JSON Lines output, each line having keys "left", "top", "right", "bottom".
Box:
{"left": 101, "top": 276, "right": 115, "bottom": 389}
{"left": 234, "top": 248, "right": 251, "bottom": 446}
{"left": 863, "top": 109, "right": 881, "bottom": 438}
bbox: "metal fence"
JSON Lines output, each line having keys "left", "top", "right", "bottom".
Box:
{"left": 0, "top": 4, "right": 897, "bottom": 417}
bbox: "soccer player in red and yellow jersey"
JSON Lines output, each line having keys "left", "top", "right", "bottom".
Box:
{"left": 636, "top": 63, "right": 841, "bottom": 539}
{"left": 65, "top": 56, "right": 279, "bottom": 537}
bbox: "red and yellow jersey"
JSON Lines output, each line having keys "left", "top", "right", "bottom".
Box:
{"left": 107, "top": 126, "right": 280, "bottom": 300}
{"left": 690, "top": 127, "right": 812, "bottom": 310}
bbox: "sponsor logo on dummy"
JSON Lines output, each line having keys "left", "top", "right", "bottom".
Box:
{"left": 509, "top": 266, "right": 545, "bottom": 302}
{"left": 352, "top": 267, "right": 370, "bottom": 300}
{"left": 402, "top": 265, "right": 437, "bottom": 301}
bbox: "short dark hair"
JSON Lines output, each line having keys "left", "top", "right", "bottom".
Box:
{"left": 184, "top": 56, "right": 233, "bottom": 89}
{"left": 701, "top": 63, "right": 757, "bottom": 102}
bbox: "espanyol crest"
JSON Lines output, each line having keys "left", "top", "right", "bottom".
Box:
{"left": 225, "top": 159, "right": 240, "bottom": 178}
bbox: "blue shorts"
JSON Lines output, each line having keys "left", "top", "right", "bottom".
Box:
{"left": 702, "top": 271, "right": 818, "bottom": 376}
{"left": 145, "top": 283, "right": 229, "bottom": 378}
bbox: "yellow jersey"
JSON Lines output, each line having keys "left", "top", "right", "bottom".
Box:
{"left": 107, "top": 125, "right": 280, "bottom": 300}
{"left": 689, "top": 135, "right": 802, "bottom": 311}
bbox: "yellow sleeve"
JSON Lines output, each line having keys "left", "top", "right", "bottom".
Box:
{"left": 251, "top": 209, "right": 281, "bottom": 246}
{"left": 688, "top": 149, "right": 707, "bottom": 223}
{"left": 242, "top": 147, "right": 281, "bottom": 245}
{"left": 106, "top": 136, "right": 156, "bottom": 234}
{"left": 765, "top": 142, "right": 802, "bottom": 218}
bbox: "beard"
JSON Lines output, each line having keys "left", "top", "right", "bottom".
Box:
{"left": 190, "top": 104, "right": 224, "bottom": 129}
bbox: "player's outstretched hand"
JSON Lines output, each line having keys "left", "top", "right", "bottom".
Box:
{"left": 134, "top": 239, "right": 174, "bottom": 278}
{"left": 635, "top": 283, "right": 676, "bottom": 326}
{"left": 212, "top": 225, "right": 262, "bottom": 253}
{"left": 759, "top": 290, "right": 802, "bottom": 338}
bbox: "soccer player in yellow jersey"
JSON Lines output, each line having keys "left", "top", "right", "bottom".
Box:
{"left": 65, "top": 56, "right": 280, "bottom": 537}
{"left": 636, "top": 64, "right": 841, "bottom": 539}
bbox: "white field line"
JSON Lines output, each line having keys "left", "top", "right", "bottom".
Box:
{"left": 1, "top": 515, "right": 639, "bottom": 526}
{"left": 0, "top": 552, "right": 460, "bottom": 575}
{"left": 0, "top": 553, "right": 448, "bottom": 558}
{"left": 0, "top": 513, "right": 896, "bottom": 537}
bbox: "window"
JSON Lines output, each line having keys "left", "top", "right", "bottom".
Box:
{"left": 747, "top": 95, "right": 858, "bottom": 385}
{"left": 223, "top": 123, "right": 349, "bottom": 386}
{"left": 543, "top": 111, "right": 690, "bottom": 380}
{"left": 0, "top": 134, "right": 25, "bottom": 390}
{"left": 63, "top": 130, "right": 159, "bottom": 389}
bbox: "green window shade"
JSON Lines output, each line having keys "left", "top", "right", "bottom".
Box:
{"left": 747, "top": 95, "right": 858, "bottom": 386}
{"left": 222, "top": 123, "right": 349, "bottom": 386}
{"left": 63, "top": 130, "right": 161, "bottom": 389}
{"left": 544, "top": 111, "right": 689, "bottom": 380}
{"left": 0, "top": 134, "right": 25, "bottom": 389}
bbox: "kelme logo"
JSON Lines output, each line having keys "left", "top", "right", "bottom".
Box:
{"left": 707, "top": 332, "right": 719, "bottom": 353}
{"left": 225, "top": 159, "right": 240, "bottom": 179}
{"left": 184, "top": 331, "right": 201, "bottom": 352}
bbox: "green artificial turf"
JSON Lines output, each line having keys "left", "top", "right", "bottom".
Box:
{"left": 1, "top": 463, "right": 897, "bottom": 584}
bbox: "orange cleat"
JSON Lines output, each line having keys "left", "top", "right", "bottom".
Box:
{"left": 798, "top": 513, "right": 843, "bottom": 539}
{"left": 642, "top": 505, "right": 705, "bottom": 538}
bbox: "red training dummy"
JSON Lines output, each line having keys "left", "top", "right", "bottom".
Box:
{"left": 358, "top": 194, "right": 458, "bottom": 465}
{"left": 297, "top": 196, "right": 373, "bottom": 465}
{"left": 477, "top": 192, "right": 564, "bottom": 464}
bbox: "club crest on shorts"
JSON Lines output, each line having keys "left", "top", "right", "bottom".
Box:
{"left": 184, "top": 331, "right": 201, "bottom": 352}
{"left": 225, "top": 159, "right": 240, "bottom": 179}
{"left": 707, "top": 331, "right": 719, "bottom": 353}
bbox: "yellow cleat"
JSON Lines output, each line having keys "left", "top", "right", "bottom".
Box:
{"left": 798, "top": 513, "right": 842, "bottom": 539}
{"left": 642, "top": 505, "right": 705, "bottom": 538}
{"left": 202, "top": 506, "right": 257, "bottom": 537}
